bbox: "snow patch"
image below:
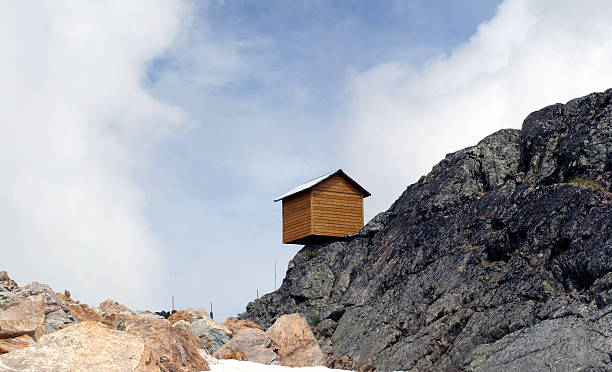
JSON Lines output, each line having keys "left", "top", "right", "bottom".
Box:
{"left": 205, "top": 356, "right": 346, "bottom": 371}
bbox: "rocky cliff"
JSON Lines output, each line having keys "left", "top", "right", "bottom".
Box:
{"left": 240, "top": 89, "right": 612, "bottom": 371}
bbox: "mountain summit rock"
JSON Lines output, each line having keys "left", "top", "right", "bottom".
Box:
{"left": 240, "top": 89, "right": 612, "bottom": 371}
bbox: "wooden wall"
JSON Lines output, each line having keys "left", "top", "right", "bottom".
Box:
{"left": 311, "top": 174, "right": 364, "bottom": 237}
{"left": 282, "top": 191, "right": 313, "bottom": 243}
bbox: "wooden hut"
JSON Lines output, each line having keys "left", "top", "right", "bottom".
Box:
{"left": 274, "top": 169, "right": 371, "bottom": 244}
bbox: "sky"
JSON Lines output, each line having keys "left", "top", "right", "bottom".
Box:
{"left": 1, "top": 0, "right": 612, "bottom": 320}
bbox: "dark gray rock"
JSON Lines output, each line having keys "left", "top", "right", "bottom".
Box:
{"left": 318, "top": 318, "right": 337, "bottom": 338}
{"left": 465, "top": 309, "right": 612, "bottom": 372}
{"left": 240, "top": 89, "right": 612, "bottom": 371}
{"left": 189, "top": 317, "right": 231, "bottom": 353}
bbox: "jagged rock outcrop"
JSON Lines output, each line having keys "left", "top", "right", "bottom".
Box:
{"left": 240, "top": 89, "right": 612, "bottom": 371}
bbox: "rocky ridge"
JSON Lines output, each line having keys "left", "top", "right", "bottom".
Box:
{"left": 0, "top": 271, "right": 327, "bottom": 371}
{"left": 240, "top": 89, "right": 612, "bottom": 371}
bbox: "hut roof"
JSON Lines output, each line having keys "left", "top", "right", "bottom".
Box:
{"left": 274, "top": 169, "right": 371, "bottom": 202}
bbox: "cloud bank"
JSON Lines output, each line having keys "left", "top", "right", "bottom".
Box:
{"left": 343, "top": 0, "right": 612, "bottom": 217}
{"left": 0, "top": 1, "right": 187, "bottom": 308}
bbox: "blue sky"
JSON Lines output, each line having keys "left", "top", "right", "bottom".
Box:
{"left": 143, "top": 0, "right": 501, "bottom": 318}
{"left": 2, "top": 0, "right": 612, "bottom": 320}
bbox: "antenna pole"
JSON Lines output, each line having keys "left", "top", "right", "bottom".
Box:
{"left": 275, "top": 260, "right": 277, "bottom": 289}
{"left": 210, "top": 301, "right": 213, "bottom": 320}
{"left": 172, "top": 296, "right": 175, "bottom": 312}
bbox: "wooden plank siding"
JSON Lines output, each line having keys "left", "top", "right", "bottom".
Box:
{"left": 282, "top": 191, "right": 313, "bottom": 243}
{"left": 311, "top": 175, "right": 364, "bottom": 237}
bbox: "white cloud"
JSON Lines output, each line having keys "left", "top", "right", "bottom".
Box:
{"left": 0, "top": 1, "right": 188, "bottom": 309}
{"left": 342, "top": 0, "right": 612, "bottom": 218}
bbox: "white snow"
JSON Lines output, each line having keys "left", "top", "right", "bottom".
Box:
{"left": 273, "top": 170, "right": 337, "bottom": 201}
{"left": 205, "top": 356, "right": 346, "bottom": 371}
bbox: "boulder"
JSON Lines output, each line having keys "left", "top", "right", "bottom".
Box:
{"left": 222, "top": 317, "right": 262, "bottom": 335}
{"left": 0, "top": 282, "right": 76, "bottom": 360}
{"left": 171, "top": 320, "right": 212, "bottom": 355}
{"left": 0, "top": 321, "right": 158, "bottom": 371}
{"left": 18, "top": 283, "right": 76, "bottom": 337}
{"left": 190, "top": 317, "right": 231, "bottom": 353}
{"left": 265, "top": 313, "right": 325, "bottom": 367}
{"left": 118, "top": 314, "right": 210, "bottom": 371}
{"left": 214, "top": 327, "right": 278, "bottom": 365}
{"left": 0, "top": 294, "right": 45, "bottom": 338}
{"left": 68, "top": 303, "right": 108, "bottom": 324}
{"left": 0, "top": 335, "right": 33, "bottom": 354}
{"left": 99, "top": 299, "right": 132, "bottom": 314}
{"left": 166, "top": 308, "right": 231, "bottom": 353}
{"left": 167, "top": 308, "right": 210, "bottom": 324}
{"left": 133, "top": 310, "right": 165, "bottom": 320}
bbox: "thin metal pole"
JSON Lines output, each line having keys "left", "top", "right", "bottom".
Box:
{"left": 275, "top": 259, "right": 277, "bottom": 289}
{"left": 172, "top": 296, "right": 175, "bottom": 312}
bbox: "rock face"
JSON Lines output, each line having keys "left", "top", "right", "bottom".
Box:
{"left": 265, "top": 313, "right": 325, "bottom": 367}
{"left": 214, "top": 328, "right": 278, "bottom": 365}
{"left": 241, "top": 89, "right": 612, "bottom": 371}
